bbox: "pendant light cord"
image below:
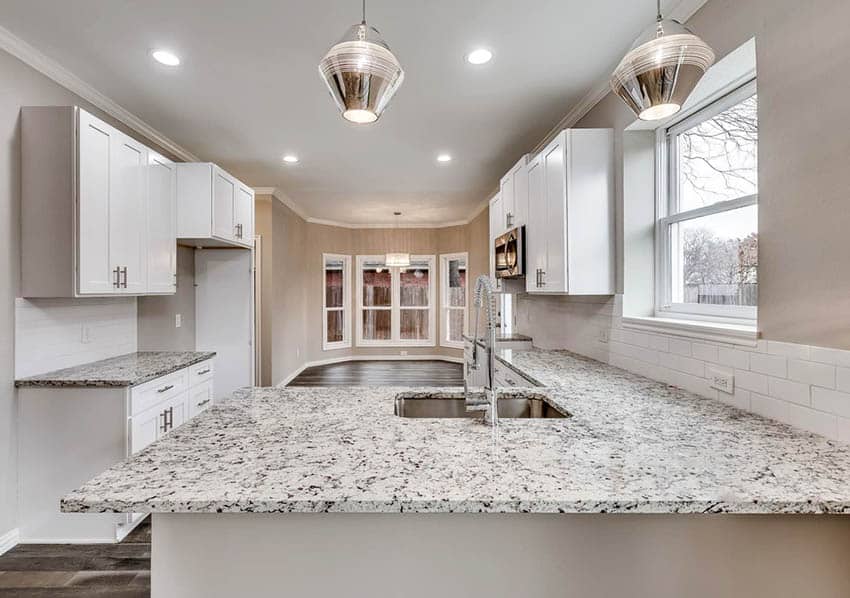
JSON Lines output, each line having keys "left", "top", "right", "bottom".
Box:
{"left": 656, "top": 0, "right": 662, "bottom": 21}
{"left": 362, "top": 0, "right": 367, "bottom": 24}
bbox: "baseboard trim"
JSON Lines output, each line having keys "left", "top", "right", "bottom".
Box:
{"left": 0, "top": 528, "right": 20, "bottom": 555}
{"left": 19, "top": 537, "right": 116, "bottom": 544}
{"left": 278, "top": 354, "right": 463, "bottom": 387}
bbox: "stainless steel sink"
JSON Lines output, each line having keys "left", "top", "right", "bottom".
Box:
{"left": 394, "top": 392, "right": 569, "bottom": 419}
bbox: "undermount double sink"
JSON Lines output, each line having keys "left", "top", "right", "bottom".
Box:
{"left": 394, "top": 391, "right": 569, "bottom": 419}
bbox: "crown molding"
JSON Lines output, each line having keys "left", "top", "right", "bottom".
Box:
{"left": 253, "top": 187, "right": 277, "bottom": 195}
{"left": 0, "top": 24, "right": 200, "bottom": 162}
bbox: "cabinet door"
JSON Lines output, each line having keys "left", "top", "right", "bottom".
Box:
{"left": 77, "top": 111, "right": 115, "bottom": 294}
{"left": 110, "top": 132, "right": 148, "bottom": 294}
{"left": 131, "top": 404, "right": 164, "bottom": 454}
{"left": 188, "top": 380, "right": 214, "bottom": 418}
{"left": 513, "top": 160, "right": 529, "bottom": 228}
{"left": 147, "top": 152, "right": 177, "bottom": 294}
{"left": 488, "top": 194, "right": 503, "bottom": 290}
{"left": 212, "top": 169, "right": 236, "bottom": 241}
{"left": 499, "top": 173, "right": 514, "bottom": 230}
{"left": 167, "top": 393, "right": 189, "bottom": 431}
{"left": 235, "top": 185, "right": 254, "bottom": 246}
{"left": 526, "top": 157, "right": 547, "bottom": 292}
{"left": 543, "top": 138, "right": 567, "bottom": 293}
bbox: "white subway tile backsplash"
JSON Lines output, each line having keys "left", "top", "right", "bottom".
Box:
{"left": 734, "top": 369, "right": 769, "bottom": 395}
{"left": 717, "top": 347, "right": 750, "bottom": 370}
{"left": 646, "top": 335, "right": 670, "bottom": 353}
{"left": 751, "top": 393, "right": 790, "bottom": 422}
{"left": 749, "top": 353, "right": 788, "bottom": 378}
{"left": 767, "top": 377, "right": 811, "bottom": 406}
{"left": 767, "top": 340, "right": 811, "bottom": 360}
{"left": 659, "top": 352, "right": 705, "bottom": 378}
{"left": 837, "top": 368, "right": 850, "bottom": 394}
{"left": 667, "top": 338, "right": 692, "bottom": 356}
{"left": 809, "top": 346, "right": 850, "bottom": 368}
{"left": 787, "top": 359, "right": 835, "bottom": 388}
{"left": 15, "top": 297, "right": 138, "bottom": 378}
{"left": 691, "top": 342, "right": 719, "bottom": 363}
{"left": 811, "top": 387, "right": 850, "bottom": 418}
{"left": 717, "top": 388, "right": 751, "bottom": 411}
{"left": 785, "top": 404, "right": 837, "bottom": 438}
{"left": 609, "top": 341, "right": 658, "bottom": 364}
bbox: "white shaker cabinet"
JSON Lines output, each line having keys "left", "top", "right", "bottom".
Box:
{"left": 177, "top": 163, "right": 255, "bottom": 248}
{"left": 21, "top": 106, "right": 177, "bottom": 297}
{"left": 488, "top": 192, "right": 503, "bottom": 291}
{"left": 147, "top": 152, "right": 178, "bottom": 294}
{"left": 526, "top": 129, "right": 615, "bottom": 295}
{"left": 499, "top": 155, "right": 529, "bottom": 231}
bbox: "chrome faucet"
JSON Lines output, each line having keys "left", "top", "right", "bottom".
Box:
{"left": 464, "top": 275, "right": 499, "bottom": 426}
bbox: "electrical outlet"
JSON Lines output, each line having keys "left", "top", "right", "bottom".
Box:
{"left": 707, "top": 366, "right": 734, "bottom": 394}
{"left": 175, "top": 313, "right": 182, "bottom": 328}
{"left": 598, "top": 329, "right": 609, "bottom": 343}
{"left": 80, "top": 324, "right": 92, "bottom": 344}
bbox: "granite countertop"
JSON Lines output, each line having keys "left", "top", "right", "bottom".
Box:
{"left": 463, "top": 333, "right": 533, "bottom": 344}
{"left": 62, "top": 348, "right": 850, "bottom": 514}
{"left": 15, "top": 351, "right": 216, "bottom": 388}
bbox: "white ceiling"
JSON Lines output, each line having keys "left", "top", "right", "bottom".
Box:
{"left": 0, "top": 0, "right": 695, "bottom": 226}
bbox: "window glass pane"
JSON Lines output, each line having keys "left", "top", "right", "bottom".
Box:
{"left": 676, "top": 94, "right": 758, "bottom": 211}
{"left": 362, "top": 261, "right": 391, "bottom": 307}
{"left": 326, "top": 310, "right": 344, "bottom": 343}
{"left": 362, "top": 309, "right": 391, "bottom": 340}
{"left": 401, "top": 309, "right": 429, "bottom": 340}
{"left": 448, "top": 309, "right": 464, "bottom": 342}
{"left": 400, "top": 263, "right": 430, "bottom": 307}
{"left": 447, "top": 259, "right": 466, "bottom": 307}
{"left": 325, "top": 259, "right": 344, "bottom": 308}
{"left": 671, "top": 204, "right": 758, "bottom": 307}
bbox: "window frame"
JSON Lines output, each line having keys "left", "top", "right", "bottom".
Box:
{"left": 322, "top": 253, "right": 352, "bottom": 351}
{"left": 655, "top": 79, "right": 758, "bottom": 325}
{"left": 356, "top": 254, "right": 436, "bottom": 348}
{"left": 439, "top": 252, "right": 469, "bottom": 349}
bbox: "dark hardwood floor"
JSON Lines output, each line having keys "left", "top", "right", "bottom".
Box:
{"left": 287, "top": 359, "right": 464, "bottom": 387}
{"left": 0, "top": 518, "right": 151, "bottom": 597}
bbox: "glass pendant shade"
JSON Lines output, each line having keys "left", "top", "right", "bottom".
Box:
{"left": 385, "top": 253, "right": 411, "bottom": 268}
{"left": 610, "top": 19, "right": 715, "bottom": 121}
{"left": 319, "top": 22, "right": 404, "bottom": 124}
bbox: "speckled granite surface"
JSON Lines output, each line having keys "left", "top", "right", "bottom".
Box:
{"left": 62, "top": 348, "right": 850, "bottom": 514}
{"left": 15, "top": 351, "right": 216, "bottom": 388}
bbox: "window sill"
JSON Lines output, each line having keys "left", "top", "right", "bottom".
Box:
{"left": 621, "top": 316, "right": 759, "bottom": 347}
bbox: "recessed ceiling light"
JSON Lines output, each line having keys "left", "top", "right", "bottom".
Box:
{"left": 151, "top": 49, "right": 180, "bottom": 66}
{"left": 436, "top": 154, "right": 452, "bottom": 163}
{"left": 466, "top": 48, "right": 493, "bottom": 65}
{"left": 283, "top": 155, "right": 299, "bottom": 164}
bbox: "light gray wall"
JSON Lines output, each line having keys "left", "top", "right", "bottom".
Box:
{"left": 519, "top": 0, "right": 850, "bottom": 350}
{"left": 137, "top": 246, "right": 197, "bottom": 351}
{"left": 0, "top": 46, "right": 186, "bottom": 539}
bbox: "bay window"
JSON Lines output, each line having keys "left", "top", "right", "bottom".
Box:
{"left": 322, "top": 254, "right": 351, "bottom": 350}
{"left": 440, "top": 253, "right": 468, "bottom": 348}
{"left": 356, "top": 255, "right": 435, "bottom": 346}
{"left": 657, "top": 80, "right": 758, "bottom": 323}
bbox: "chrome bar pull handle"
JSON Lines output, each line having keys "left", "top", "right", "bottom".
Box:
{"left": 120, "top": 267, "right": 128, "bottom": 288}
{"left": 159, "top": 411, "right": 168, "bottom": 433}
{"left": 113, "top": 267, "right": 121, "bottom": 288}
{"left": 157, "top": 384, "right": 174, "bottom": 394}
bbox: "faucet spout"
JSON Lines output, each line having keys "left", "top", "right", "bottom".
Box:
{"left": 464, "top": 275, "right": 499, "bottom": 426}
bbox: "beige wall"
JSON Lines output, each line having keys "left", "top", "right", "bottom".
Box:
{"left": 137, "top": 246, "right": 197, "bottom": 351}
{"left": 0, "top": 47, "right": 186, "bottom": 539}
{"left": 267, "top": 198, "right": 489, "bottom": 384}
{"left": 519, "top": 0, "right": 850, "bottom": 350}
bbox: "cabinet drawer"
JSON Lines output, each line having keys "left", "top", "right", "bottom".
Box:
{"left": 189, "top": 359, "right": 214, "bottom": 387}
{"left": 131, "top": 368, "right": 189, "bottom": 416}
{"left": 189, "top": 380, "right": 214, "bottom": 418}
{"left": 129, "top": 390, "right": 189, "bottom": 454}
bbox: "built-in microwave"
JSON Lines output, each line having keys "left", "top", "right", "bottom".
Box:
{"left": 494, "top": 226, "right": 525, "bottom": 279}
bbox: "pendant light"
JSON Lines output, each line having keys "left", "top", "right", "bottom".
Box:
{"left": 610, "top": 0, "right": 715, "bottom": 121}
{"left": 385, "top": 211, "right": 410, "bottom": 268}
{"left": 318, "top": 0, "right": 405, "bottom": 124}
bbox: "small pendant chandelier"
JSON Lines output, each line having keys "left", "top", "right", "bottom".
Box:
{"left": 385, "top": 212, "right": 410, "bottom": 268}
{"left": 318, "top": 0, "right": 405, "bottom": 124}
{"left": 610, "top": 0, "right": 715, "bottom": 121}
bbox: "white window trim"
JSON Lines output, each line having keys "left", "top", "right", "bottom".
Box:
{"left": 439, "top": 252, "right": 468, "bottom": 349}
{"left": 654, "top": 79, "right": 758, "bottom": 326}
{"left": 322, "top": 253, "right": 352, "bottom": 351}
{"left": 356, "top": 254, "right": 436, "bottom": 348}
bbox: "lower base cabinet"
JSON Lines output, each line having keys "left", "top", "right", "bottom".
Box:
{"left": 18, "top": 358, "right": 215, "bottom": 543}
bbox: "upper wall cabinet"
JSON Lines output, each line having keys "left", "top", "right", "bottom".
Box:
{"left": 21, "top": 107, "right": 176, "bottom": 298}
{"left": 498, "top": 154, "right": 529, "bottom": 234}
{"left": 525, "top": 129, "right": 615, "bottom": 295}
{"left": 176, "top": 163, "right": 254, "bottom": 249}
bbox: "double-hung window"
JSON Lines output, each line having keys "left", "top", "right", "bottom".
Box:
{"left": 657, "top": 80, "right": 758, "bottom": 324}
{"left": 440, "top": 253, "right": 468, "bottom": 348}
{"left": 322, "top": 254, "right": 352, "bottom": 350}
{"left": 356, "top": 255, "right": 435, "bottom": 346}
